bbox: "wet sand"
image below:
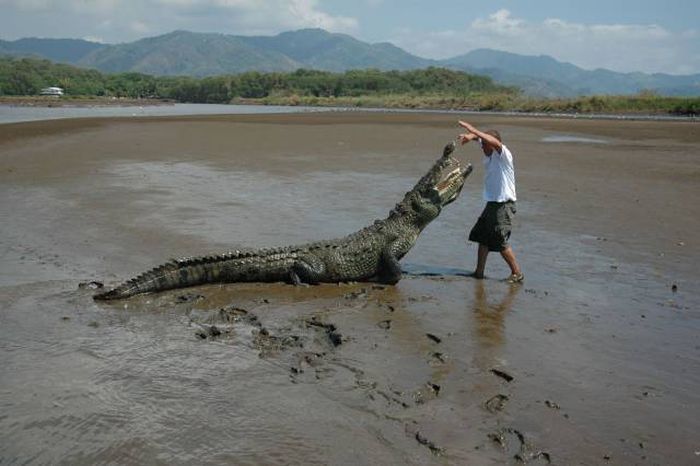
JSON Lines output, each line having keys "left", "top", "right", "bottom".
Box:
{"left": 1, "top": 112, "right": 699, "bottom": 464}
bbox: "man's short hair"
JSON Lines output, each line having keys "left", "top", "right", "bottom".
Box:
{"left": 484, "top": 129, "right": 502, "bottom": 142}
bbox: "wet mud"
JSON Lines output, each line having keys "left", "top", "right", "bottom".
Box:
{"left": 1, "top": 112, "right": 699, "bottom": 464}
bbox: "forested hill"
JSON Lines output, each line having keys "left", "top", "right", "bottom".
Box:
{"left": 444, "top": 49, "right": 700, "bottom": 97}
{"left": 0, "top": 56, "right": 513, "bottom": 102}
{"left": 0, "top": 37, "right": 105, "bottom": 64}
{"left": 3, "top": 29, "right": 698, "bottom": 97}
{"left": 0, "top": 29, "right": 433, "bottom": 77}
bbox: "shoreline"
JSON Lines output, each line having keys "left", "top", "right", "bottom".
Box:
{"left": 0, "top": 95, "right": 175, "bottom": 108}
{"left": 327, "top": 105, "right": 700, "bottom": 122}
{"left": 1, "top": 99, "right": 698, "bottom": 126}
{"left": 233, "top": 95, "right": 700, "bottom": 121}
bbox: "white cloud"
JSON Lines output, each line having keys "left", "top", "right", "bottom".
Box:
{"left": 391, "top": 9, "right": 700, "bottom": 74}
{"left": 1, "top": 0, "right": 52, "bottom": 10}
{"left": 472, "top": 9, "right": 524, "bottom": 34}
{"left": 129, "top": 20, "right": 150, "bottom": 34}
{"left": 82, "top": 35, "right": 106, "bottom": 43}
{"left": 288, "top": 0, "right": 358, "bottom": 31}
{"left": 155, "top": 0, "right": 258, "bottom": 7}
{"left": 153, "top": 0, "right": 357, "bottom": 33}
{"left": 0, "top": 0, "right": 357, "bottom": 42}
{"left": 2, "top": 0, "right": 119, "bottom": 12}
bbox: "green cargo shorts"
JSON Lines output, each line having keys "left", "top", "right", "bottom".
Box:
{"left": 468, "top": 201, "right": 516, "bottom": 252}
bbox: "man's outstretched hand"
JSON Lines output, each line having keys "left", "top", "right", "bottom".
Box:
{"left": 459, "top": 132, "right": 479, "bottom": 145}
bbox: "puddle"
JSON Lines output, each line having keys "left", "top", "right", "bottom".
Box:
{"left": 541, "top": 135, "right": 608, "bottom": 144}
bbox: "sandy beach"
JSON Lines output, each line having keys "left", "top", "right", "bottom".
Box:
{"left": 1, "top": 112, "right": 699, "bottom": 464}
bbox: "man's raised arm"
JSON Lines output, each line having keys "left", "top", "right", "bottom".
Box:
{"left": 458, "top": 120, "right": 503, "bottom": 151}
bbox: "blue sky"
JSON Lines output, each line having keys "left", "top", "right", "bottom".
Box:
{"left": 1, "top": 0, "right": 699, "bottom": 74}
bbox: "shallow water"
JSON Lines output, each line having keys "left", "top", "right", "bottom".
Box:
{"left": 540, "top": 135, "right": 608, "bottom": 144}
{"left": 0, "top": 103, "right": 326, "bottom": 124}
{"left": 1, "top": 113, "right": 699, "bottom": 464}
{"left": 2, "top": 103, "right": 697, "bottom": 126}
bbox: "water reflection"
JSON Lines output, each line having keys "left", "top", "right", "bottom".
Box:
{"left": 470, "top": 282, "right": 520, "bottom": 371}
{"left": 473, "top": 282, "right": 519, "bottom": 346}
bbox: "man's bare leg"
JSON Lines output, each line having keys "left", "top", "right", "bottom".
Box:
{"left": 474, "top": 244, "right": 489, "bottom": 278}
{"left": 500, "top": 246, "right": 522, "bottom": 276}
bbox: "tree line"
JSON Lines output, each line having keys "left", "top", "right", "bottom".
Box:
{"left": 3, "top": 56, "right": 697, "bottom": 115}
{"left": 0, "top": 56, "right": 516, "bottom": 102}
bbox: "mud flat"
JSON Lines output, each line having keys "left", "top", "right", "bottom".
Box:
{"left": 1, "top": 112, "right": 699, "bottom": 464}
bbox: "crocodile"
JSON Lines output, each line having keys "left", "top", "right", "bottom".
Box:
{"left": 94, "top": 142, "right": 472, "bottom": 300}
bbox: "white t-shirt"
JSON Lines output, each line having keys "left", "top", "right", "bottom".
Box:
{"left": 483, "top": 143, "right": 517, "bottom": 202}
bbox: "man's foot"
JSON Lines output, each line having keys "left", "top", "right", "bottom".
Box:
{"left": 506, "top": 273, "right": 524, "bottom": 284}
{"left": 468, "top": 271, "right": 484, "bottom": 280}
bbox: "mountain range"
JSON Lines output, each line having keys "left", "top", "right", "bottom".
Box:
{"left": 2, "top": 29, "right": 699, "bottom": 97}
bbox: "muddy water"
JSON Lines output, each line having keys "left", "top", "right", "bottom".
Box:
{"left": 1, "top": 113, "right": 699, "bottom": 465}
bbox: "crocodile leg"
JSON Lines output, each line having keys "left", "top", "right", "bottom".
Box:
{"left": 377, "top": 244, "right": 402, "bottom": 285}
{"left": 289, "top": 254, "right": 326, "bottom": 285}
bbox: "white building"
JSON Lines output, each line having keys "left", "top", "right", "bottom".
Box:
{"left": 40, "top": 86, "right": 64, "bottom": 96}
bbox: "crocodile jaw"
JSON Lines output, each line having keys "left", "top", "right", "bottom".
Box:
{"left": 433, "top": 161, "right": 472, "bottom": 206}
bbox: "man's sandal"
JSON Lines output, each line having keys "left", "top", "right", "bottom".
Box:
{"left": 506, "top": 273, "right": 524, "bottom": 284}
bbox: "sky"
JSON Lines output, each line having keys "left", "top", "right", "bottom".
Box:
{"left": 1, "top": 0, "right": 699, "bottom": 75}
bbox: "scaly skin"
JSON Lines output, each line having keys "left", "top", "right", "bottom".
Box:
{"left": 94, "top": 142, "right": 472, "bottom": 300}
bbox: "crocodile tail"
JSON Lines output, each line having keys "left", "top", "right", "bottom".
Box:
{"left": 93, "top": 250, "right": 275, "bottom": 300}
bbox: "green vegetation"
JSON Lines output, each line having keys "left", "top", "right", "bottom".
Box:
{"left": 142, "top": 67, "right": 517, "bottom": 103}
{"left": 0, "top": 56, "right": 512, "bottom": 100}
{"left": 1, "top": 56, "right": 698, "bottom": 116}
{"left": 0, "top": 56, "right": 158, "bottom": 97}
{"left": 250, "top": 92, "right": 699, "bottom": 116}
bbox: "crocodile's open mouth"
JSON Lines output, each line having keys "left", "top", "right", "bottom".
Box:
{"left": 433, "top": 158, "right": 472, "bottom": 206}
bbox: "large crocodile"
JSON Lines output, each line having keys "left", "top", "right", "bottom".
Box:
{"left": 94, "top": 142, "right": 472, "bottom": 300}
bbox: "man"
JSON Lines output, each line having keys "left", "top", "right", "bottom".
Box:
{"left": 458, "top": 120, "right": 523, "bottom": 283}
